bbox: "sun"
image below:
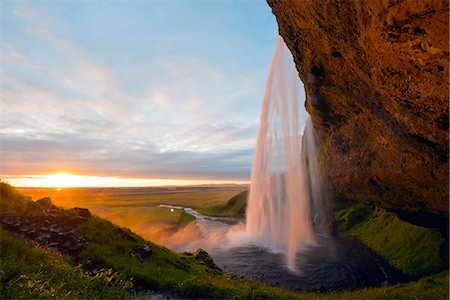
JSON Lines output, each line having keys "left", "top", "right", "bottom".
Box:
{"left": 46, "top": 172, "right": 83, "bottom": 188}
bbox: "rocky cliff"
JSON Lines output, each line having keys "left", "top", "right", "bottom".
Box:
{"left": 267, "top": 0, "right": 449, "bottom": 212}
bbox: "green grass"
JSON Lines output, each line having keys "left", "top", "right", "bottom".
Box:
{"left": 2, "top": 219, "right": 448, "bottom": 300}
{"left": 3, "top": 182, "right": 449, "bottom": 299}
{"left": 0, "top": 181, "right": 28, "bottom": 214}
{"left": 74, "top": 215, "right": 305, "bottom": 299}
{"left": 0, "top": 227, "right": 132, "bottom": 299}
{"left": 198, "top": 190, "right": 248, "bottom": 217}
{"left": 336, "top": 203, "right": 446, "bottom": 276}
{"left": 319, "top": 271, "right": 449, "bottom": 300}
{"left": 178, "top": 210, "right": 196, "bottom": 225}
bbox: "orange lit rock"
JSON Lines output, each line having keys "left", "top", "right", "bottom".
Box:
{"left": 267, "top": 0, "right": 448, "bottom": 212}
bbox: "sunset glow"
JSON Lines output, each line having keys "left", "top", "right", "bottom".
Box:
{"left": 1, "top": 2, "right": 276, "bottom": 183}
{"left": 4, "top": 173, "right": 249, "bottom": 188}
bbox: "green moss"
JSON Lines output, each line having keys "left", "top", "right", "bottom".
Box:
{"left": 335, "top": 201, "right": 373, "bottom": 231}
{"left": 198, "top": 190, "right": 248, "bottom": 218}
{"left": 340, "top": 206, "right": 445, "bottom": 276}
{"left": 318, "top": 131, "right": 332, "bottom": 173}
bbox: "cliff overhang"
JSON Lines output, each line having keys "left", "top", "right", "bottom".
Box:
{"left": 267, "top": 0, "right": 449, "bottom": 212}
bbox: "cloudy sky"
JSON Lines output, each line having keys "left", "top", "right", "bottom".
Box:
{"left": 1, "top": 0, "right": 280, "bottom": 186}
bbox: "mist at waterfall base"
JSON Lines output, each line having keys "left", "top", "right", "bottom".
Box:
{"left": 147, "top": 37, "right": 397, "bottom": 291}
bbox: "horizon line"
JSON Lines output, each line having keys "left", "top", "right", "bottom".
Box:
{"left": 2, "top": 174, "right": 250, "bottom": 189}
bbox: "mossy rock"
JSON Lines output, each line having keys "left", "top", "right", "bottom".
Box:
{"left": 193, "top": 249, "right": 223, "bottom": 275}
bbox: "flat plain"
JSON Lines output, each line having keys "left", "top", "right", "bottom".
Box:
{"left": 17, "top": 186, "right": 247, "bottom": 242}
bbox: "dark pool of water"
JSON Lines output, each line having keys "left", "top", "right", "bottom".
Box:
{"left": 210, "top": 235, "right": 402, "bottom": 292}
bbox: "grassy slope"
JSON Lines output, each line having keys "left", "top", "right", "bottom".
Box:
{"left": 75, "top": 215, "right": 307, "bottom": 299}
{"left": 0, "top": 228, "right": 131, "bottom": 299}
{"left": 198, "top": 190, "right": 248, "bottom": 217}
{"left": 335, "top": 202, "right": 447, "bottom": 276}
{"left": 3, "top": 221, "right": 447, "bottom": 299}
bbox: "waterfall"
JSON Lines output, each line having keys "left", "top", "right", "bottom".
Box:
{"left": 245, "top": 36, "right": 321, "bottom": 271}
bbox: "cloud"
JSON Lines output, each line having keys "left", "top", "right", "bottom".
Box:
{"left": 0, "top": 2, "right": 276, "bottom": 182}
{"left": 0, "top": 134, "right": 253, "bottom": 180}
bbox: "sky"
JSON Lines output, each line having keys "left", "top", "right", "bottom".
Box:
{"left": 0, "top": 0, "right": 280, "bottom": 187}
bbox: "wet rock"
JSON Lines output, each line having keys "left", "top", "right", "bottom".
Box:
{"left": 48, "top": 241, "right": 59, "bottom": 248}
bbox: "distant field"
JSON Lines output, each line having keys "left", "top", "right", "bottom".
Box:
{"left": 17, "top": 186, "right": 247, "bottom": 246}
{"left": 17, "top": 186, "right": 247, "bottom": 210}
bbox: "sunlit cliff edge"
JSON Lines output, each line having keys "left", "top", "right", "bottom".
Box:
{"left": 268, "top": 0, "right": 449, "bottom": 212}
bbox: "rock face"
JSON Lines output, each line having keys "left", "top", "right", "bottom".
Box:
{"left": 267, "top": 0, "right": 449, "bottom": 212}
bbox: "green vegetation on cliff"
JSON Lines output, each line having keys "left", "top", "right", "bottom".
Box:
{"left": 336, "top": 202, "right": 447, "bottom": 276}
{"left": 198, "top": 190, "right": 248, "bottom": 218}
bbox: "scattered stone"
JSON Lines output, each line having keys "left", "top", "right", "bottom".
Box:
{"left": 172, "top": 260, "right": 189, "bottom": 271}
{"left": 0, "top": 203, "right": 89, "bottom": 261}
{"left": 134, "top": 244, "right": 153, "bottom": 260}
{"left": 48, "top": 241, "right": 59, "bottom": 248}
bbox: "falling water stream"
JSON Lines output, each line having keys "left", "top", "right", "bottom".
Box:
{"left": 152, "top": 37, "right": 398, "bottom": 291}
{"left": 245, "top": 36, "right": 320, "bottom": 270}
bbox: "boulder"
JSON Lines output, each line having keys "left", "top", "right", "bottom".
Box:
{"left": 36, "top": 197, "right": 54, "bottom": 208}
{"left": 24, "top": 202, "right": 46, "bottom": 218}
{"left": 70, "top": 207, "right": 92, "bottom": 218}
